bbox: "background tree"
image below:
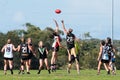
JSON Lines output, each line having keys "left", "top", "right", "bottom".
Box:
{"left": 0, "top": 23, "right": 120, "bottom": 70}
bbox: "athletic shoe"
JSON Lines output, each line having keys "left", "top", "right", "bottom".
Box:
{"left": 67, "top": 68, "right": 70, "bottom": 74}
{"left": 4, "top": 72, "right": 7, "bottom": 75}
{"left": 51, "top": 67, "right": 54, "bottom": 72}
{"left": 48, "top": 69, "right": 51, "bottom": 74}
{"left": 18, "top": 71, "right": 21, "bottom": 74}
{"left": 11, "top": 71, "right": 13, "bottom": 75}
{"left": 27, "top": 72, "right": 30, "bottom": 74}
{"left": 107, "top": 71, "right": 110, "bottom": 75}
{"left": 22, "top": 71, "right": 25, "bottom": 74}
{"left": 37, "top": 71, "right": 40, "bottom": 74}
{"left": 10, "top": 70, "right": 13, "bottom": 75}
{"left": 53, "top": 68, "right": 56, "bottom": 72}
{"left": 97, "top": 72, "right": 100, "bottom": 75}
{"left": 77, "top": 71, "right": 80, "bottom": 74}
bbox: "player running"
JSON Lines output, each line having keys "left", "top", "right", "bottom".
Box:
{"left": 37, "top": 41, "right": 51, "bottom": 74}
{"left": 1, "top": 39, "right": 17, "bottom": 75}
{"left": 61, "top": 20, "right": 80, "bottom": 74}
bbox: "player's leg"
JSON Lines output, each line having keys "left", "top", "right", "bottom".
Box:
{"left": 113, "top": 63, "right": 116, "bottom": 75}
{"left": 67, "top": 63, "right": 72, "bottom": 74}
{"left": 75, "top": 55, "right": 80, "bottom": 74}
{"left": 44, "top": 58, "right": 51, "bottom": 74}
{"left": 71, "top": 48, "right": 79, "bottom": 64}
{"left": 28, "top": 58, "right": 31, "bottom": 70}
{"left": 37, "top": 59, "right": 43, "bottom": 74}
{"left": 103, "top": 63, "right": 110, "bottom": 74}
{"left": 97, "top": 61, "right": 102, "bottom": 75}
{"left": 18, "top": 59, "right": 24, "bottom": 74}
{"left": 8, "top": 59, "right": 13, "bottom": 74}
{"left": 110, "top": 62, "right": 116, "bottom": 75}
{"left": 53, "top": 52, "right": 57, "bottom": 70}
{"left": 51, "top": 51, "right": 56, "bottom": 71}
{"left": 4, "top": 59, "right": 8, "bottom": 75}
{"left": 71, "top": 47, "right": 80, "bottom": 73}
{"left": 67, "top": 49, "right": 71, "bottom": 62}
{"left": 26, "top": 60, "right": 30, "bottom": 74}
{"left": 71, "top": 48, "right": 76, "bottom": 57}
{"left": 21, "top": 60, "right": 25, "bottom": 74}
{"left": 67, "top": 55, "right": 74, "bottom": 74}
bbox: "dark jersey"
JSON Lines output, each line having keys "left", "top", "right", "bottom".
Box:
{"left": 27, "top": 43, "right": 33, "bottom": 54}
{"left": 27, "top": 43, "right": 34, "bottom": 59}
{"left": 102, "top": 43, "right": 113, "bottom": 61}
{"left": 66, "top": 33, "right": 75, "bottom": 49}
{"left": 38, "top": 46, "right": 47, "bottom": 59}
{"left": 20, "top": 43, "right": 29, "bottom": 55}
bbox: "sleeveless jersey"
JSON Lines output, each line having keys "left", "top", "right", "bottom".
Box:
{"left": 4, "top": 44, "right": 13, "bottom": 58}
{"left": 20, "top": 43, "right": 29, "bottom": 55}
{"left": 38, "top": 46, "right": 47, "bottom": 58}
{"left": 66, "top": 33, "right": 75, "bottom": 46}
{"left": 102, "top": 46, "right": 109, "bottom": 60}
{"left": 28, "top": 43, "right": 33, "bottom": 54}
{"left": 52, "top": 36, "right": 60, "bottom": 48}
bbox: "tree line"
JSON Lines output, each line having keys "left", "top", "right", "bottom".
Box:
{"left": 0, "top": 23, "right": 120, "bottom": 70}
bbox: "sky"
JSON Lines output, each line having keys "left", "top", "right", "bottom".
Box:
{"left": 0, "top": 0, "right": 120, "bottom": 40}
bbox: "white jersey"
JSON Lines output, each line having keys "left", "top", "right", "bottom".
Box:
{"left": 4, "top": 44, "right": 14, "bottom": 58}
{"left": 52, "top": 36, "right": 59, "bottom": 48}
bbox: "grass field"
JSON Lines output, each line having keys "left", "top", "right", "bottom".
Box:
{"left": 0, "top": 70, "right": 120, "bottom": 80}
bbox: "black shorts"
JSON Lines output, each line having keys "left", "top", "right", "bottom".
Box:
{"left": 101, "top": 59, "right": 109, "bottom": 63}
{"left": 69, "top": 55, "right": 79, "bottom": 64}
{"left": 39, "top": 55, "right": 47, "bottom": 60}
{"left": 21, "top": 56, "right": 29, "bottom": 60}
{"left": 28, "top": 53, "right": 33, "bottom": 59}
{"left": 4, "top": 57, "right": 13, "bottom": 61}
{"left": 52, "top": 46, "right": 59, "bottom": 52}
{"left": 67, "top": 44, "right": 75, "bottom": 50}
{"left": 39, "top": 57, "right": 47, "bottom": 60}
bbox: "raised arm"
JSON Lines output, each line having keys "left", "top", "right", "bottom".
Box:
{"left": 53, "top": 19, "right": 59, "bottom": 33}
{"left": 61, "top": 20, "right": 68, "bottom": 34}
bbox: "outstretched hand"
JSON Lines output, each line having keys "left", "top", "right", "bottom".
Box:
{"left": 61, "top": 20, "right": 64, "bottom": 23}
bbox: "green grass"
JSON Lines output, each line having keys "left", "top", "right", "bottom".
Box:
{"left": 0, "top": 70, "right": 120, "bottom": 80}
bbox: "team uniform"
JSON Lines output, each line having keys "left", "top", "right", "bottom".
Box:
{"left": 38, "top": 46, "right": 47, "bottom": 60}
{"left": 110, "top": 52, "right": 115, "bottom": 63}
{"left": 66, "top": 33, "right": 79, "bottom": 63}
{"left": 66, "top": 33, "right": 75, "bottom": 50}
{"left": 69, "top": 42, "right": 80, "bottom": 64}
{"left": 19, "top": 43, "right": 29, "bottom": 60}
{"left": 52, "top": 35, "right": 60, "bottom": 52}
{"left": 4, "top": 44, "right": 14, "bottom": 60}
{"left": 3, "top": 43, "right": 15, "bottom": 75}
{"left": 101, "top": 44, "right": 113, "bottom": 63}
{"left": 28, "top": 43, "right": 33, "bottom": 59}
